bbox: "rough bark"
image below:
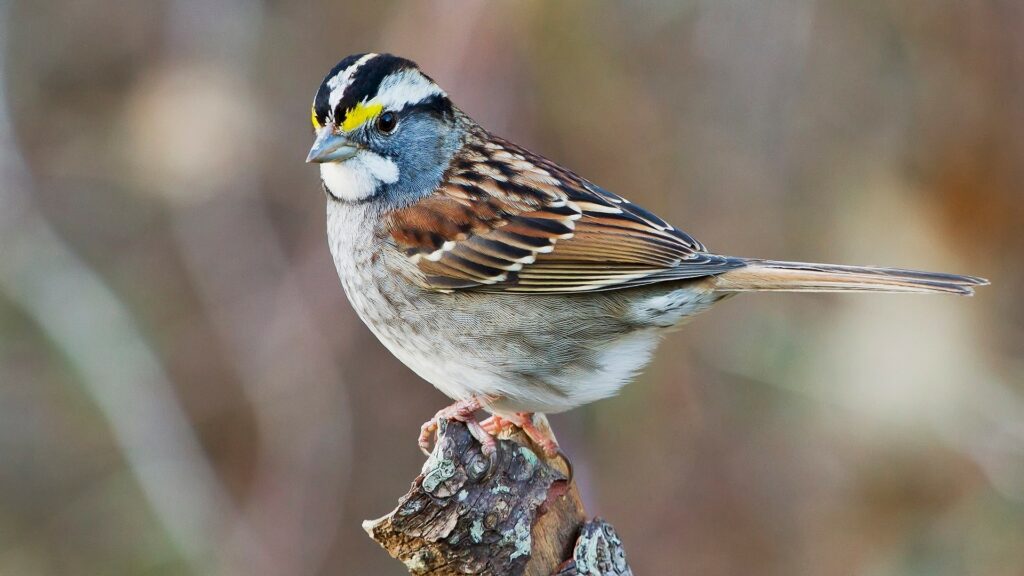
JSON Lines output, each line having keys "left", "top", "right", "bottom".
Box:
{"left": 363, "top": 418, "right": 632, "bottom": 575}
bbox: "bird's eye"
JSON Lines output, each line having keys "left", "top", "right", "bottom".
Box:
{"left": 376, "top": 111, "right": 398, "bottom": 134}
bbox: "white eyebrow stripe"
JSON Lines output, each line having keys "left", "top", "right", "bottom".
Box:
{"left": 327, "top": 53, "right": 378, "bottom": 112}
{"left": 374, "top": 69, "right": 445, "bottom": 111}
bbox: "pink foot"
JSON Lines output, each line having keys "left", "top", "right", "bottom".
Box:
{"left": 480, "top": 414, "right": 509, "bottom": 435}
{"left": 418, "top": 397, "right": 496, "bottom": 456}
{"left": 480, "top": 412, "right": 560, "bottom": 458}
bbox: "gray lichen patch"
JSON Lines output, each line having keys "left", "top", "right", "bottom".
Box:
{"left": 470, "top": 518, "right": 484, "bottom": 544}
{"left": 558, "top": 519, "right": 633, "bottom": 576}
{"left": 506, "top": 516, "right": 532, "bottom": 561}
{"left": 422, "top": 457, "right": 456, "bottom": 494}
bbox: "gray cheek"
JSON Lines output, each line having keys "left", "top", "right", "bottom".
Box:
{"left": 380, "top": 120, "right": 461, "bottom": 205}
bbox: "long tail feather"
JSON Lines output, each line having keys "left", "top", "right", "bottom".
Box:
{"left": 712, "top": 259, "right": 988, "bottom": 296}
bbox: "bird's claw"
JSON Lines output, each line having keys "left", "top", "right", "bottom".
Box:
{"left": 418, "top": 397, "right": 496, "bottom": 457}
{"left": 480, "top": 412, "right": 561, "bottom": 459}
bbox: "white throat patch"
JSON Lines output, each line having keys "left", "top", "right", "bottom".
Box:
{"left": 320, "top": 152, "right": 399, "bottom": 202}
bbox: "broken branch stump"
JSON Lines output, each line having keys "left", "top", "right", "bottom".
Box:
{"left": 363, "top": 418, "right": 633, "bottom": 575}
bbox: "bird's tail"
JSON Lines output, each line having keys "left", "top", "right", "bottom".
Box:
{"left": 712, "top": 259, "right": 988, "bottom": 296}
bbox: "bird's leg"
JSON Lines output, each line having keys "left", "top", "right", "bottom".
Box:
{"left": 480, "top": 412, "right": 560, "bottom": 458}
{"left": 512, "top": 413, "right": 561, "bottom": 458}
{"left": 418, "top": 396, "right": 496, "bottom": 457}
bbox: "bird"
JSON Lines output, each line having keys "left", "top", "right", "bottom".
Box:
{"left": 306, "top": 53, "right": 987, "bottom": 458}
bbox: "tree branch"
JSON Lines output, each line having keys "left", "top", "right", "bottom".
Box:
{"left": 363, "top": 418, "right": 633, "bottom": 575}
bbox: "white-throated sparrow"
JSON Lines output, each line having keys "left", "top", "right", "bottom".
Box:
{"left": 307, "top": 53, "right": 987, "bottom": 457}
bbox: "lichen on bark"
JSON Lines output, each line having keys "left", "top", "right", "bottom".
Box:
{"left": 553, "top": 519, "right": 633, "bottom": 576}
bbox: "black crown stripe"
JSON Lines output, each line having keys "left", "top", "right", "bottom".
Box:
{"left": 313, "top": 53, "right": 424, "bottom": 128}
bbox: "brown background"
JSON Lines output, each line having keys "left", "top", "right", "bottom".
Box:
{"left": 1, "top": 1, "right": 1022, "bottom": 575}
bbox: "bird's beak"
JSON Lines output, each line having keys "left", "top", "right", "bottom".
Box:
{"left": 306, "top": 129, "right": 359, "bottom": 163}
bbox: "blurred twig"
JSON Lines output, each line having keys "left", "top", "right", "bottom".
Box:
{"left": 158, "top": 1, "right": 353, "bottom": 575}
{"left": 0, "top": 0, "right": 232, "bottom": 570}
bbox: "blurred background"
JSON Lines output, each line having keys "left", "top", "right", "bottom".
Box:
{"left": 0, "top": 1, "right": 1022, "bottom": 574}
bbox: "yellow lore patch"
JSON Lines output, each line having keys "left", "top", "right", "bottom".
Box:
{"left": 341, "top": 101, "right": 383, "bottom": 132}
{"left": 311, "top": 106, "right": 320, "bottom": 129}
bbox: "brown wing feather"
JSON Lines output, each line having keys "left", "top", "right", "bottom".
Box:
{"left": 385, "top": 131, "right": 743, "bottom": 293}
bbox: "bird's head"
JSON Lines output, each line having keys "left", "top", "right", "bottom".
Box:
{"left": 307, "top": 53, "right": 461, "bottom": 204}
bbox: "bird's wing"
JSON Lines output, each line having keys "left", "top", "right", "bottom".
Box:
{"left": 384, "top": 134, "right": 743, "bottom": 293}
